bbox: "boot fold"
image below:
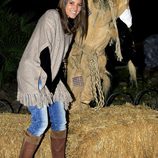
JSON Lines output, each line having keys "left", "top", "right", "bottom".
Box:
{"left": 50, "top": 130, "right": 66, "bottom": 158}
{"left": 19, "top": 131, "right": 42, "bottom": 158}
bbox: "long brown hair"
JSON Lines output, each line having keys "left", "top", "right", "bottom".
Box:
{"left": 57, "top": 0, "right": 88, "bottom": 39}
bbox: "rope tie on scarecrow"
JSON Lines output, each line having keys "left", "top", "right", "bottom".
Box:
{"left": 73, "top": 43, "right": 105, "bottom": 108}
{"left": 97, "top": 0, "right": 122, "bottom": 61}
{"left": 107, "top": 0, "right": 123, "bottom": 61}
{"left": 88, "top": 53, "right": 105, "bottom": 108}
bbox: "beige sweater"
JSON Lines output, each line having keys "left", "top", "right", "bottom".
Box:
{"left": 17, "top": 9, "right": 73, "bottom": 109}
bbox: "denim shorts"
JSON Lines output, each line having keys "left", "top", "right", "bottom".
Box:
{"left": 27, "top": 101, "right": 66, "bottom": 137}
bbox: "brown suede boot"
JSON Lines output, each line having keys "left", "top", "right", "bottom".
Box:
{"left": 50, "top": 130, "right": 67, "bottom": 158}
{"left": 19, "top": 131, "right": 42, "bottom": 158}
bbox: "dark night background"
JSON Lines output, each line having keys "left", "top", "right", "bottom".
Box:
{"left": 5, "top": 0, "right": 158, "bottom": 42}
{"left": 1, "top": 0, "right": 158, "bottom": 79}
{"left": 130, "top": 0, "right": 158, "bottom": 42}
{"left": 0, "top": 0, "right": 158, "bottom": 112}
{"left": 1, "top": 0, "right": 157, "bottom": 86}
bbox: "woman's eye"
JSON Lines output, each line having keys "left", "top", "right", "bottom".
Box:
{"left": 68, "top": 0, "right": 74, "bottom": 4}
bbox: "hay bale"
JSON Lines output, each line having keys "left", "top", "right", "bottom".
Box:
{"left": 1, "top": 103, "right": 158, "bottom": 158}
{"left": 66, "top": 103, "right": 158, "bottom": 158}
{"left": 0, "top": 113, "right": 51, "bottom": 158}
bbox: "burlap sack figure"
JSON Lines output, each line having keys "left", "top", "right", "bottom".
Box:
{"left": 67, "top": 0, "right": 130, "bottom": 111}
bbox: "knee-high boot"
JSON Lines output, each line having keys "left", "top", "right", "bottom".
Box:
{"left": 50, "top": 130, "right": 67, "bottom": 158}
{"left": 19, "top": 131, "right": 42, "bottom": 158}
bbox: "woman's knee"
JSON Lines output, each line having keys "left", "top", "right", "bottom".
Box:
{"left": 48, "top": 101, "right": 67, "bottom": 131}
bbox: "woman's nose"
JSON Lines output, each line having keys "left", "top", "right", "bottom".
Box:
{"left": 73, "top": 5, "right": 78, "bottom": 11}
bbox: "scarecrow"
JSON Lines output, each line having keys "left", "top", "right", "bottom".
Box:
{"left": 67, "top": 0, "right": 137, "bottom": 111}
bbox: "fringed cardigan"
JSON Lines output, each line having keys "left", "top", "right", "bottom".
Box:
{"left": 17, "top": 9, "right": 73, "bottom": 109}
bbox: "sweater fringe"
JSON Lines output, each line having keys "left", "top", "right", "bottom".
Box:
{"left": 17, "top": 81, "right": 73, "bottom": 109}
{"left": 17, "top": 89, "right": 52, "bottom": 108}
{"left": 53, "top": 81, "right": 73, "bottom": 110}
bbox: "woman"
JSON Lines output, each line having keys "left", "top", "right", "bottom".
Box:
{"left": 17, "top": 0, "right": 88, "bottom": 157}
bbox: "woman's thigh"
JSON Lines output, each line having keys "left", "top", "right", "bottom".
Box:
{"left": 27, "top": 105, "right": 48, "bottom": 136}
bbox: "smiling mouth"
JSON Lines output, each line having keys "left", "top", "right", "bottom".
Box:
{"left": 70, "top": 10, "right": 76, "bottom": 14}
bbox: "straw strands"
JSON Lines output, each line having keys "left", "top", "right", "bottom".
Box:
{"left": 0, "top": 103, "right": 158, "bottom": 157}
{"left": 66, "top": 103, "right": 158, "bottom": 158}
{"left": 0, "top": 113, "right": 51, "bottom": 158}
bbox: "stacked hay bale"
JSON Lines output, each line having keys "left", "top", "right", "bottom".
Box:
{"left": 66, "top": 103, "right": 158, "bottom": 158}
{"left": 0, "top": 103, "right": 158, "bottom": 157}
{"left": 0, "top": 113, "right": 51, "bottom": 158}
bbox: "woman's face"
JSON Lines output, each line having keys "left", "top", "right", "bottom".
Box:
{"left": 65, "top": 0, "right": 83, "bottom": 19}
